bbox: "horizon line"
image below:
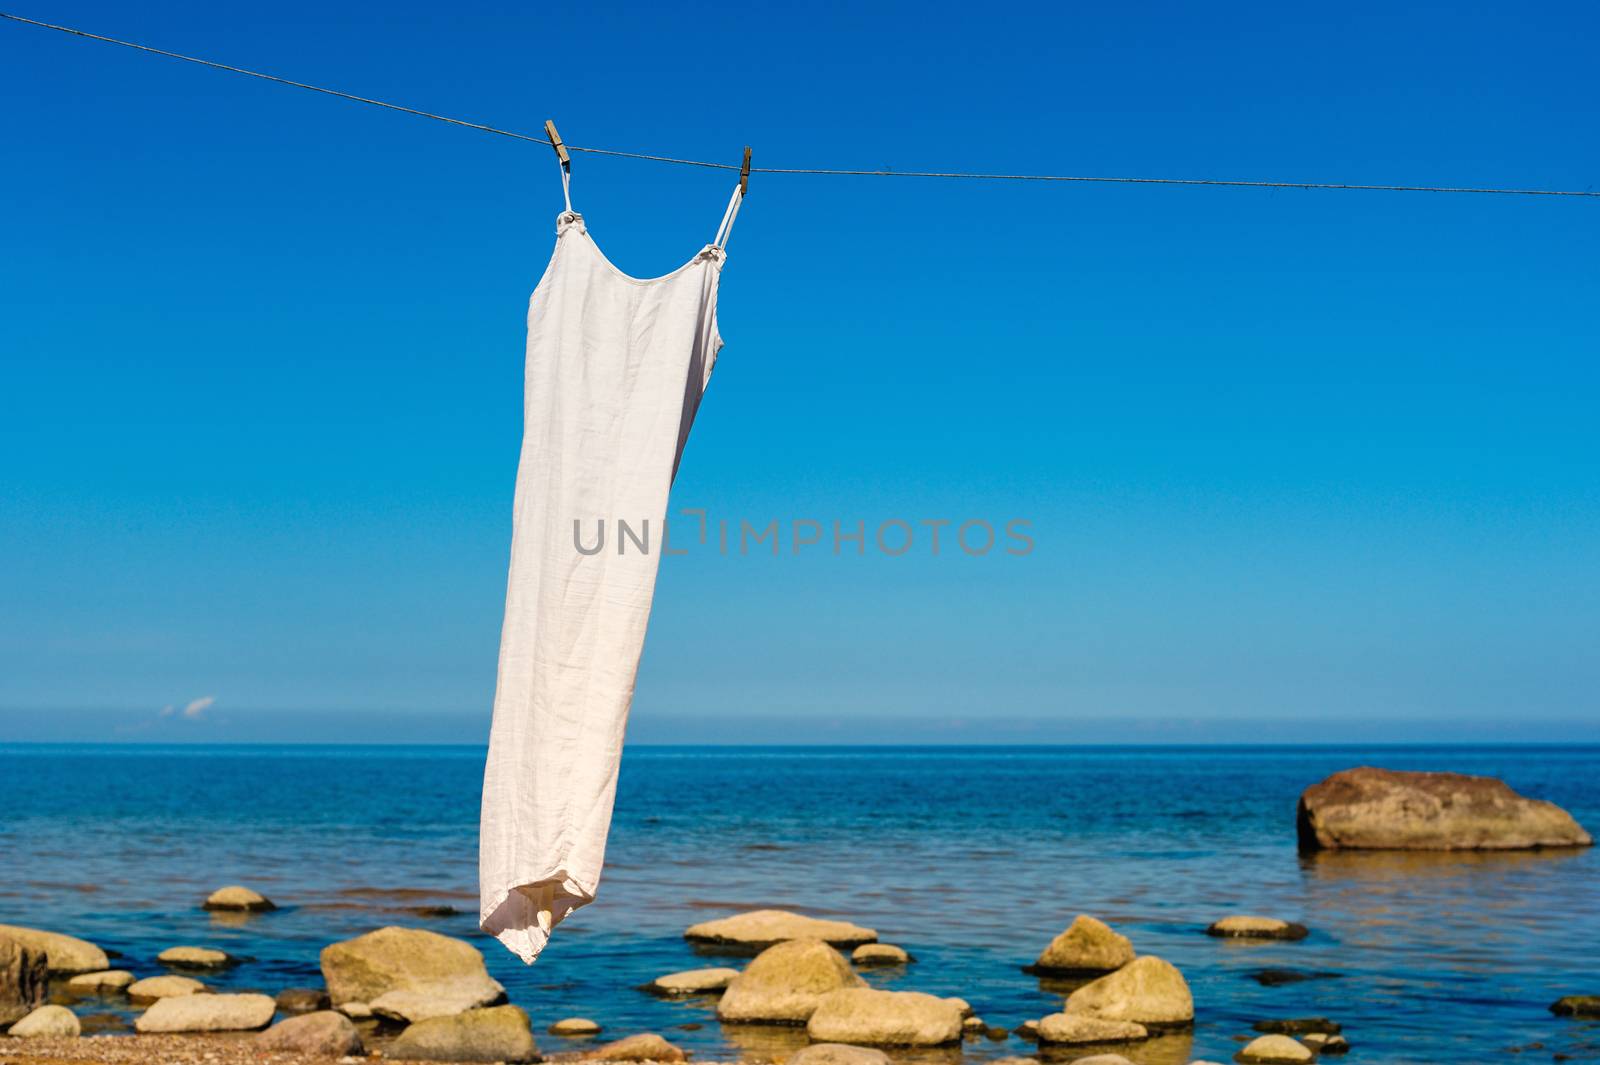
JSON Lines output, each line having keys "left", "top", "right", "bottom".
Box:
{"left": 5, "top": 739, "right": 1600, "bottom": 749}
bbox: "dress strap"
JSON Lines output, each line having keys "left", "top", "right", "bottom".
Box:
{"left": 555, "top": 151, "right": 573, "bottom": 214}
{"left": 712, "top": 184, "right": 744, "bottom": 251}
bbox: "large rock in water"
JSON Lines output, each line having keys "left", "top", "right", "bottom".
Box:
{"left": 1028, "top": 915, "right": 1135, "bottom": 975}
{"left": 791, "top": 1044, "right": 891, "bottom": 1065}
{"left": 1206, "top": 916, "right": 1308, "bottom": 941}
{"left": 320, "top": 926, "right": 504, "bottom": 1015}
{"left": 135, "top": 992, "right": 277, "bottom": 1032}
{"left": 1, "top": 936, "right": 47, "bottom": 1025}
{"left": 1300, "top": 1032, "right": 1349, "bottom": 1054}
{"left": 1297, "top": 767, "right": 1593, "bottom": 851}
{"left": 387, "top": 1004, "right": 538, "bottom": 1062}
{"left": 10, "top": 1004, "right": 82, "bottom": 1037}
{"left": 851, "top": 943, "right": 911, "bottom": 967}
{"left": 128, "top": 975, "right": 206, "bottom": 1001}
{"left": 1035, "top": 1012, "right": 1148, "bottom": 1045}
{"left": 716, "top": 938, "right": 864, "bottom": 1024}
{"left": 0, "top": 925, "right": 108, "bottom": 975}
{"left": 686, "top": 909, "right": 878, "bottom": 951}
{"left": 1235, "top": 1033, "right": 1314, "bottom": 1063}
{"left": 549, "top": 1017, "right": 603, "bottom": 1035}
{"left": 582, "top": 1032, "right": 687, "bottom": 1061}
{"left": 203, "top": 885, "right": 276, "bottom": 911}
{"left": 805, "top": 988, "right": 964, "bottom": 1046}
{"left": 255, "top": 1010, "right": 365, "bottom": 1056}
{"left": 373, "top": 983, "right": 511, "bottom": 1024}
{"left": 158, "top": 945, "right": 236, "bottom": 969}
{"left": 66, "top": 970, "right": 136, "bottom": 993}
{"left": 1064, "top": 956, "right": 1194, "bottom": 1027}
{"left": 644, "top": 966, "right": 741, "bottom": 995}
{"left": 1551, "top": 996, "right": 1600, "bottom": 1018}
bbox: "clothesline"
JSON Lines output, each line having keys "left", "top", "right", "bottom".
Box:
{"left": 4, "top": 10, "right": 1598, "bottom": 200}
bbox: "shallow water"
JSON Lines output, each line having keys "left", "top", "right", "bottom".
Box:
{"left": 3, "top": 743, "right": 1599, "bottom": 1064}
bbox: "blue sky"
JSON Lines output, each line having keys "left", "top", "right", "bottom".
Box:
{"left": 2, "top": 0, "right": 1597, "bottom": 743}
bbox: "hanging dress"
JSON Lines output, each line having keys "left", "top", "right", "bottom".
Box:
{"left": 479, "top": 164, "right": 744, "bottom": 962}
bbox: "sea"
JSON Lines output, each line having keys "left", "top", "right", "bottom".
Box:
{"left": 2, "top": 744, "right": 1598, "bottom": 1064}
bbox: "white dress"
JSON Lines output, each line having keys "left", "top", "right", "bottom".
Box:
{"left": 479, "top": 179, "right": 743, "bottom": 963}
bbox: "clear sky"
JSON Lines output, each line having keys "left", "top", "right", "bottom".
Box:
{"left": 2, "top": 0, "right": 1597, "bottom": 744}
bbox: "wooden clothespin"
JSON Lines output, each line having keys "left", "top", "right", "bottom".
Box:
{"left": 545, "top": 120, "right": 570, "bottom": 169}
{"left": 739, "top": 146, "right": 751, "bottom": 196}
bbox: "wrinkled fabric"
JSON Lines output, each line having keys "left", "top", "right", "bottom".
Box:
{"left": 480, "top": 207, "right": 728, "bottom": 962}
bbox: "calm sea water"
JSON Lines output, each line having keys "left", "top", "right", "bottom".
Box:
{"left": 2, "top": 744, "right": 1598, "bottom": 1064}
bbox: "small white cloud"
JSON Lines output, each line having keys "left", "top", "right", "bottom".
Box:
{"left": 158, "top": 704, "right": 176, "bottom": 718}
{"left": 183, "top": 696, "right": 216, "bottom": 720}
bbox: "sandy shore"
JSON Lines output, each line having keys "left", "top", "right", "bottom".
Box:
{"left": 0, "top": 1033, "right": 321, "bottom": 1065}
{"left": 0, "top": 1033, "right": 575, "bottom": 1065}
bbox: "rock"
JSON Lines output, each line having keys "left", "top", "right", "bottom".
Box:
{"left": 945, "top": 996, "right": 973, "bottom": 1018}
{"left": 1245, "top": 969, "right": 1341, "bottom": 987}
{"left": 1252, "top": 1018, "right": 1340, "bottom": 1035}
{"left": 1, "top": 936, "right": 47, "bottom": 1025}
{"left": 66, "top": 970, "right": 135, "bottom": 994}
{"left": 549, "top": 1017, "right": 602, "bottom": 1035}
{"left": 135, "top": 992, "right": 277, "bottom": 1032}
{"left": 1014, "top": 1019, "right": 1040, "bottom": 1040}
{"left": 256, "top": 1011, "right": 365, "bottom": 1056}
{"left": 338, "top": 1000, "right": 373, "bottom": 1020}
{"left": 645, "top": 966, "right": 741, "bottom": 995}
{"left": 276, "top": 986, "right": 332, "bottom": 1013}
{"left": 1035, "top": 1013, "right": 1149, "bottom": 1045}
{"left": 320, "top": 926, "right": 504, "bottom": 1012}
{"left": 1551, "top": 995, "right": 1600, "bottom": 1018}
{"left": 127, "top": 975, "right": 206, "bottom": 1002}
{"left": 851, "top": 943, "right": 912, "bottom": 966}
{"left": 372, "top": 982, "right": 513, "bottom": 1024}
{"left": 1297, "top": 766, "right": 1593, "bottom": 851}
{"left": 0, "top": 925, "right": 108, "bottom": 975}
{"left": 963, "top": 1015, "right": 986, "bottom": 1032}
{"left": 9, "top": 1004, "right": 81, "bottom": 1037}
{"left": 158, "top": 945, "right": 237, "bottom": 969}
{"left": 989, "top": 1058, "right": 1040, "bottom": 1065}
{"left": 716, "top": 938, "right": 864, "bottom": 1024}
{"left": 984, "top": 1025, "right": 1009, "bottom": 1040}
{"left": 387, "top": 1004, "right": 538, "bottom": 1062}
{"left": 203, "top": 885, "right": 277, "bottom": 911}
{"left": 685, "top": 909, "right": 877, "bottom": 951}
{"left": 1207, "top": 917, "right": 1308, "bottom": 941}
{"left": 1065, "top": 956, "right": 1193, "bottom": 1027}
{"left": 583, "top": 1032, "right": 687, "bottom": 1061}
{"left": 1234, "top": 1033, "right": 1313, "bottom": 1063}
{"left": 1301, "top": 1032, "right": 1350, "bottom": 1054}
{"left": 1029, "top": 915, "right": 1135, "bottom": 975}
{"left": 805, "top": 987, "right": 963, "bottom": 1046}
{"left": 1064, "top": 1056, "right": 1134, "bottom": 1065}
{"left": 790, "top": 1043, "right": 892, "bottom": 1065}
